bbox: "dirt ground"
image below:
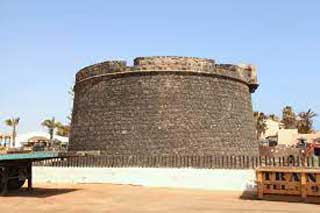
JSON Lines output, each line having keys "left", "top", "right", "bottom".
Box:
{"left": 0, "top": 183, "right": 319, "bottom": 213}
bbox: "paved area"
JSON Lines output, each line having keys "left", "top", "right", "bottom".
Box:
{"left": 0, "top": 183, "right": 319, "bottom": 212}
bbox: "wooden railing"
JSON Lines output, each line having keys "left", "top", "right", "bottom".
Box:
{"left": 33, "top": 155, "right": 320, "bottom": 169}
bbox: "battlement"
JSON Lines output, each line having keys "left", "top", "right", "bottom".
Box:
{"left": 133, "top": 56, "right": 215, "bottom": 71}
{"left": 75, "top": 56, "right": 258, "bottom": 92}
{"left": 76, "top": 60, "right": 127, "bottom": 81}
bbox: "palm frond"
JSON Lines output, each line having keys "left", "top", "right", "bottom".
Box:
{"left": 5, "top": 119, "right": 13, "bottom": 126}
{"left": 5, "top": 117, "right": 20, "bottom": 126}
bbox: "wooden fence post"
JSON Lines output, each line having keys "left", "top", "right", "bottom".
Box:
{"left": 301, "top": 172, "right": 307, "bottom": 200}
{"left": 256, "top": 170, "right": 263, "bottom": 199}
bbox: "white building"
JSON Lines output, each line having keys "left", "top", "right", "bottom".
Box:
{"left": 262, "top": 119, "right": 281, "bottom": 139}
{"left": 0, "top": 132, "right": 12, "bottom": 147}
{"left": 15, "top": 131, "right": 68, "bottom": 148}
{"left": 262, "top": 118, "right": 320, "bottom": 145}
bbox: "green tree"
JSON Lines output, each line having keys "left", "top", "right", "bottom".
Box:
{"left": 4, "top": 117, "right": 20, "bottom": 147}
{"left": 281, "top": 106, "right": 297, "bottom": 129}
{"left": 254, "top": 112, "right": 267, "bottom": 140}
{"left": 297, "top": 109, "right": 317, "bottom": 134}
{"left": 41, "top": 117, "right": 60, "bottom": 140}
{"left": 56, "top": 123, "right": 70, "bottom": 137}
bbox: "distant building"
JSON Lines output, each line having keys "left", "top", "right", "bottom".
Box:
{"left": 0, "top": 133, "right": 12, "bottom": 147}
{"left": 261, "top": 119, "right": 281, "bottom": 139}
{"left": 261, "top": 118, "right": 320, "bottom": 145}
{"left": 277, "top": 129, "right": 299, "bottom": 145}
{"left": 15, "top": 131, "right": 68, "bottom": 148}
{"left": 296, "top": 132, "right": 320, "bottom": 144}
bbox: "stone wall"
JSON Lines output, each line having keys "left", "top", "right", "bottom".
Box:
{"left": 69, "top": 56, "right": 259, "bottom": 156}
{"left": 75, "top": 56, "right": 258, "bottom": 92}
{"left": 133, "top": 56, "right": 215, "bottom": 71}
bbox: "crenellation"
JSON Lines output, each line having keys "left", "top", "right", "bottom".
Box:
{"left": 75, "top": 56, "right": 258, "bottom": 94}
{"left": 133, "top": 56, "right": 215, "bottom": 72}
{"left": 76, "top": 60, "right": 127, "bottom": 82}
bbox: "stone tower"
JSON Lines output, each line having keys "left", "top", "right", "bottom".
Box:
{"left": 69, "top": 56, "right": 259, "bottom": 156}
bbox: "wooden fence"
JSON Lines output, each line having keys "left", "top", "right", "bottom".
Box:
{"left": 33, "top": 155, "right": 320, "bottom": 169}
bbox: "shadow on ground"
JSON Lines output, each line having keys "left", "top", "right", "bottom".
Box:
{"left": 239, "top": 190, "right": 257, "bottom": 200}
{"left": 4, "top": 187, "right": 80, "bottom": 198}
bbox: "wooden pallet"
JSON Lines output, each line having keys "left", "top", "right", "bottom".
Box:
{"left": 256, "top": 167, "right": 320, "bottom": 203}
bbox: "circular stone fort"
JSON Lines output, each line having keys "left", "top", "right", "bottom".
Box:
{"left": 69, "top": 56, "right": 259, "bottom": 156}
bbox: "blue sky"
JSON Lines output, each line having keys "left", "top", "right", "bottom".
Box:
{"left": 1, "top": 0, "right": 319, "bottom": 134}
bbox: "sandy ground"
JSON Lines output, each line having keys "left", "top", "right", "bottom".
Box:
{"left": 0, "top": 183, "right": 319, "bottom": 213}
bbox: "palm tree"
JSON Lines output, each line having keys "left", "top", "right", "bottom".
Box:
{"left": 4, "top": 117, "right": 20, "bottom": 147}
{"left": 281, "top": 106, "right": 297, "bottom": 129}
{"left": 297, "top": 109, "right": 318, "bottom": 134}
{"left": 254, "top": 112, "right": 267, "bottom": 140}
{"left": 41, "top": 117, "right": 59, "bottom": 140}
{"left": 56, "top": 123, "right": 70, "bottom": 137}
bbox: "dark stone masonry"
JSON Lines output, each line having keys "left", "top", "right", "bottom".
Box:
{"left": 69, "top": 56, "right": 259, "bottom": 156}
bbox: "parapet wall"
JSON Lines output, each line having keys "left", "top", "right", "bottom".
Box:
{"left": 75, "top": 56, "right": 258, "bottom": 93}
{"left": 133, "top": 56, "right": 215, "bottom": 71}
